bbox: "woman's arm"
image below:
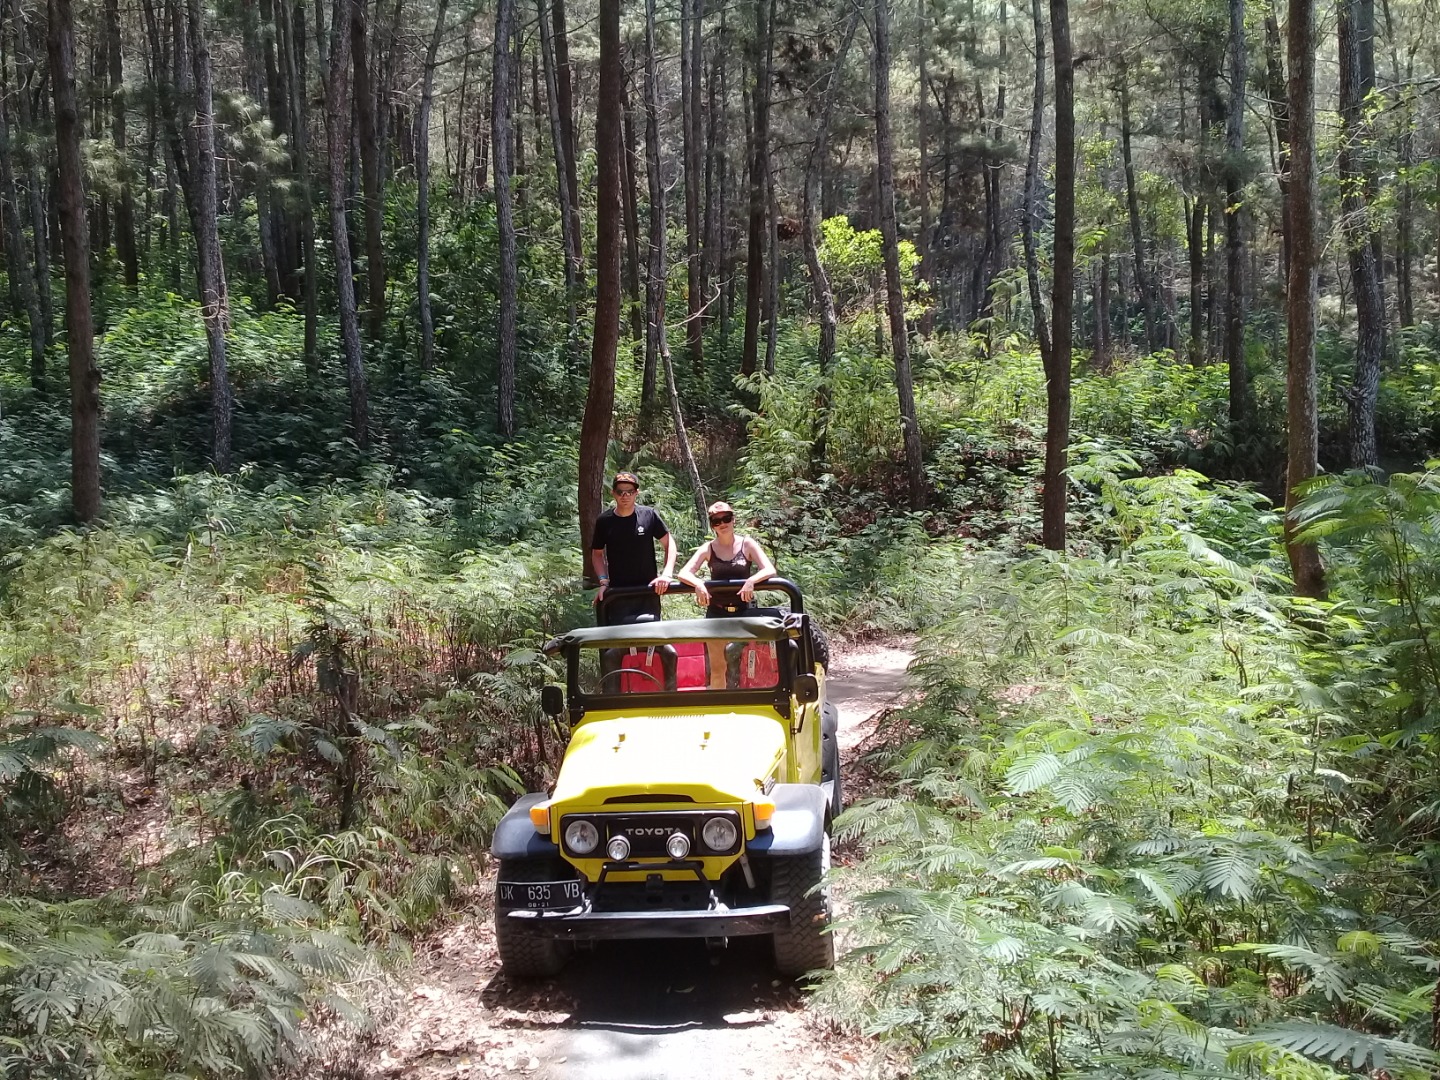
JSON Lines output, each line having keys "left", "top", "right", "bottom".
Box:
{"left": 676, "top": 543, "right": 713, "bottom": 605}
{"left": 739, "top": 538, "right": 777, "bottom": 600}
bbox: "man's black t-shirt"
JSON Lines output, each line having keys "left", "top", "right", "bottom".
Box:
{"left": 591, "top": 505, "right": 670, "bottom": 586}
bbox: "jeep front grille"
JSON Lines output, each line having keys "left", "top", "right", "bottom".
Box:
{"left": 560, "top": 809, "right": 742, "bottom": 858}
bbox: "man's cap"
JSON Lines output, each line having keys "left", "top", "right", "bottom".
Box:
{"left": 612, "top": 471, "right": 640, "bottom": 490}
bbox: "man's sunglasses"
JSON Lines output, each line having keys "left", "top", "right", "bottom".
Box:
{"left": 709, "top": 513, "right": 735, "bottom": 525}
{"left": 613, "top": 487, "right": 638, "bottom": 496}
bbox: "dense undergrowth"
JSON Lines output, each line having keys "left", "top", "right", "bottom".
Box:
{"left": 825, "top": 463, "right": 1440, "bottom": 1079}
{"left": 4, "top": 272, "right": 1440, "bottom": 1074}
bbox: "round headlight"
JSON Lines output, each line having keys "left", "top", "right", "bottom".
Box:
{"left": 606, "top": 835, "right": 631, "bottom": 861}
{"left": 701, "top": 816, "right": 738, "bottom": 851}
{"left": 564, "top": 819, "right": 599, "bottom": 855}
{"left": 666, "top": 832, "right": 691, "bottom": 859}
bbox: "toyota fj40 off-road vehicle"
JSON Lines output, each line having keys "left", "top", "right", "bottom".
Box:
{"left": 491, "top": 579, "right": 839, "bottom": 979}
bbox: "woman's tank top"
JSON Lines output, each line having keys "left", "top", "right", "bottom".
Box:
{"left": 707, "top": 537, "right": 753, "bottom": 580}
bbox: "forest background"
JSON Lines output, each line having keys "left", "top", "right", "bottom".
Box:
{"left": 2, "top": 0, "right": 1440, "bottom": 1070}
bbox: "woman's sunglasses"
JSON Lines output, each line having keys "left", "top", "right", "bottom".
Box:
{"left": 709, "top": 513, "right": 735, "bottom": 526}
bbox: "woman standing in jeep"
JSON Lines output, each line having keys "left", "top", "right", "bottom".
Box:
{"left": 677, "top": 502, "right": 777, "bottom": 687}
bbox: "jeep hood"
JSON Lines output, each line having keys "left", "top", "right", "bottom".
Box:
{"left": 551, "top": 712, "right": 786, "bottom": 806}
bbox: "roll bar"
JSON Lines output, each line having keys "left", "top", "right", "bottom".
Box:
{"left": 596, "top": 576, "right": 805, "bottom": 618}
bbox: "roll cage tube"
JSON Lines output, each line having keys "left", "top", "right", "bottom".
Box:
{"left": 597, "top": 577, "right": 806, "bottom": 618}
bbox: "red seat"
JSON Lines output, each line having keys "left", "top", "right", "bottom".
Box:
{"left": 673, "top": 642, "right": 708, "bottom": 690}
{"left": 620, "top": 648, "right": 666, "bottom": 692}
{"left": 736, "top": 642, "right": 779, "bottom": 688}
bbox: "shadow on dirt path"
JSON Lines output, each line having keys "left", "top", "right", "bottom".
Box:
{"left": 353, "top": 639, "right": 915, "bottom": 1080}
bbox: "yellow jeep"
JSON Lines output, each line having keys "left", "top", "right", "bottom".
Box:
{"left": 491, "top": 580, "right": 838, "bottom": 978}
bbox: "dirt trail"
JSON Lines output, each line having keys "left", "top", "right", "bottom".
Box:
{"left": 352, "top": 640, "right": 914, "bottom": 1080}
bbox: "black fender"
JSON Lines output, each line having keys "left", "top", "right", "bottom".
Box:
{"left": 745, "top": 784, "right": 828, "bottom": 858}
{"left": 492, "top": 793, "right": 561, "bottom": 860}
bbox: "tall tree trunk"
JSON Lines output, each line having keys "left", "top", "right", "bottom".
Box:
{"left": 1187, "top": 197, "right": 1205, "bottom": 363}
{"left": 916, "top": 6, "right": 932, "bottom": 333}
{"left": 740, "top": 0, "right": 771, "bottom": 377}
{"left": 0, "top": 94, "right": 45, "bottom": 391}
{"left": 1338, "top": 0, "right": 1381, "bottom": 469}
{"left": 416, "top": 0, "right": 448, "bottom": 370}
{"left": 1263, "top": 8, "right": 1290, "bottom": 277}
{"left": 187, "top": 0, "right": 233, "bottom": 471}
{"left": 682, "top": 0, "right": 704, "bottom": 374}
{"left": 47, "top": 0, "right": 100, "bottom": 521}
{"left": 537, "top": 0, "right": 579, "bottom": 365}
{"left": 280, "top": 0, "right": 319, "bottom": 371}
{"left": 1284, "top": 0, "right": 1325, "bottom": 597}
{"left": 104, "top": 0, "right": 138, "bottom": 288}
{"left": 1095, "top": 250, "right": 1110, "bottom": 369}
{"left": 16, "top": 28, "right": 53, "bottom": 347}
{"left": 579, "top": 0, "right": 623, "bottom": 581}
{"left": 1043, "top": 0, "right": 1074, "bottom": 550}
{"left": 622, "top": 78, "right": 647, "bottom": 349}
{"left": 551, "top": 0, "right": 580, "bottom": 259}
{"left": 874, "top": 0, "right": 924, "bottom": 508}
{"left": 802, "top": 7, "right": 860, "bottom": 471}
{"left": 351, "top": 0, "right": 384, "bottom": 338}
{"left": 642, "top": 21, "right": 664, "bottom": 426}
{"left": 325, "top": 0, "right": 369, "bottom": 448}
{"left": 1022, "top": 0, "right": 1051, "bottom": 369}
{"left": 1118, "top": 65, "right": 1157, "bottom": 354}
{"left": 493, "top": 0, "right": 517, "bottom": 436}
{"left": 1225, "top": 0, "right": 1249, "bottom": 423}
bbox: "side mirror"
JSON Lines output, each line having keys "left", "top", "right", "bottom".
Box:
{"left": 541, "top": 684, "right": 565, "bottom": 717}
{"left": 793, "top": 673, "right": 820, "bottom": 705}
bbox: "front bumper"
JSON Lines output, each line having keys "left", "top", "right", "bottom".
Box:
{"left": 501, "top": 902, "right": 790, "bottom": 940}
{"left": 498, "top": 856, "right": 787, "bottom": 940}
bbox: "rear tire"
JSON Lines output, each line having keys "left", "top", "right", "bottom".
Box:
{"left": 770, "top": 835, "right": 835, "bottom": 977}
{"left": 494, "top": 859, "right": 574, "bottom": 979}
{"left": 809, "top": 623, "right": 830, "bottom": 672}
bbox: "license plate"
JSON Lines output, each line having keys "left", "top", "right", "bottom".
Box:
{"left": 497, "top": 878, "right": 584, "bottom": 911}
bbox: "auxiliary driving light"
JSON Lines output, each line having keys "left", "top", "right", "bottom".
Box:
{"left": 606, "top": 835, "right": 631, "bottom": 861}
{"left": 701, "top": 816, "right": 738, "bottom": 852}
{"left": 666, "top": 832, "right": 691, "bottom": 859}
{"left": 564, "top": 819, "right": 599, "bottom": 855}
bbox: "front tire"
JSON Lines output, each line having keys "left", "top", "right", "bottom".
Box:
{"left": 494, "top": 859, "right": 574, "bottom": 979}
{"left": 769, "top": 835, "right": 835, "bottom": 977}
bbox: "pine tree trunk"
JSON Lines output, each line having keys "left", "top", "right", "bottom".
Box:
{"left": 1264, "top": 9, "right": 1290, "bottom": 278}
{"left": 537, "top": 0, "right": 579, "bottom": 364}
{"left": 874, "top": 0, "right": 924, "bottom": 508}
{"left": 1187, "top": 198, "right": 1205, "bottom": 363}
{"left": 642, "top": 19, "right": 665, "bottom": 426}
{"left": 351, "top": 0, "right": 385, "bottom": 338}
{"left": 416, "top": 0, "right": 447, "bottom": 370}
{"left": 15, "top": 36, "right": 53, "bottom": 346}
{"left": 802, "top": 7, "right": 860, "bottom": 472}
{"left": 1043, "top": 0, "right": 1074, "bottom": 551}
{"left": 48, "top": 0, "right": 101, "bottom": 521}
{"left": 325, "top": 0, "right": 369, "bottom": 448}
{"left": 1119, "top": 66, "right": 1157, "bottom": 354}
{"left": 551, "top": 0, "right": 580, "bottom": 259}
{"left": 104, "top": 0, "right": 138, "bottom": 289}
{"left": 579, "top": 0, "right": 623, "bottom": 581}
{"left": 1225, "top": 0, "right": 1249, "bottom": 423}
{"left": 0, "top": 90, "right": 45, "bottom": 391}
{"left": 1338, "top": 0, "right": 1381, "bottom": 469}
{"left": 1022, "top": 0, "right": 1051, "bottom": 369}
{"left": 492, "top": 0, "right": 517, "bottom": 436}
{"left": 187, "top": 0, "right": 233, "bottom": 472}
{"left": 682, "top": 0, "right": 704, "bottom": 374}
{"left": 622, "top": 79, "right": 646, "bottom": 348}
{"left": 1284, "top": 0, "right": 1325, "bottom": 597}
{"left": 740, "top": 0, "right": 771, "bottom": 377}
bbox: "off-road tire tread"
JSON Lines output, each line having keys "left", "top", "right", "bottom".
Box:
{"left": 770, "top": 839, "right": 835, "bottom": 977}
{"left": 494, "top": 859, "right": 573, "bottom": 979}
{"left": 823, "top": 734, "right": 843, "bottom": 820}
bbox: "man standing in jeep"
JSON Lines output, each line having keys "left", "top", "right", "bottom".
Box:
{"left": 591, "top": 471, "right": 676, "bottom": 625}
